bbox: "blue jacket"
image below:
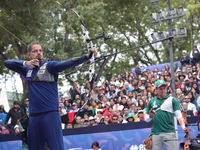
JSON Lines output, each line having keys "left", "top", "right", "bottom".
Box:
{"left": 4, "top": 55, "right": 88, "bottom": 113}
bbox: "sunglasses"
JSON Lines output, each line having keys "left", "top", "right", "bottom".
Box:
{"left": 113, "top": 118, "right": 118, "bottom": 120}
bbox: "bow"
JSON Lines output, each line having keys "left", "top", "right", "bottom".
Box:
{"left": 71, "top": 9, "right": 96, "bottom": 91}
{"left": 69, "top": 9, "right": 97, "bottom": 121}
{"left": 182, "top": 112, "right": 191, "bottom": 150}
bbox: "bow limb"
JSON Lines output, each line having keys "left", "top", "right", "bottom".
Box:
{"left": 181, "top": 112, "right": 191, "bottom": 150}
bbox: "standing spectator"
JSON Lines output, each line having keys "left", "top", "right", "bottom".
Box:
{"left": 4, "top": 41, "right": 98, "bottom": 150}
{"left": 145, "top": 80, "right": 186, "bottom": 150}
{"left": 180, "top": 50, "right": 190, "bottom": 66}
{"left": 135, "top": 64, "right": 142, "bottom": 77}
{"left": 69, "top": 102, "right": 79, "bottom": 112}
{"left": 0, "top": 105, "right": 7, "bottom": 114}
{"left": 5, "top": 101, "right": 25, "bottom": 129}
{"left": 22, "top": 98, "right": 29, "bottom": 115}
{"left": 190, "top": 45, "right": 200, "bottom": 66}
{"left": 69, "top": 82, "right": 81, "bottom": 101}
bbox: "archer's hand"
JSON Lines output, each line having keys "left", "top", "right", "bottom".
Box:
{"left": 25, "top": 59, "right": 40, "bottom": 67}
{"left": 149, "top": 109, "right": 156, "bottom": 118}
{"left": 86, "top": 49, "right": 98, "bottom": 59}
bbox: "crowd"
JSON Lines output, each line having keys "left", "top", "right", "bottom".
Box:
{"left": 0, "top": 45, "right": 200, "bottom": 133}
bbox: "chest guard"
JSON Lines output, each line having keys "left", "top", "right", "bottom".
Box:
{"left": 32, "top": 62, "right": 58, "bottom": 82}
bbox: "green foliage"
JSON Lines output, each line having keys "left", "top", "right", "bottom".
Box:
{"left": 0, "top": 0, "right": 199, "bottom": 99}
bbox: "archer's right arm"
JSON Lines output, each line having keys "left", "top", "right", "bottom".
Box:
{"left": 4, "top": 59, "right": 28, "bottom": 77}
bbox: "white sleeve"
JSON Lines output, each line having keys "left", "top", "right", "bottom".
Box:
{"left": 175, "top": 110, "right": 185, "bottom": 129}
{"left": 145, "top": 114, "right": 152, "bottom": 122}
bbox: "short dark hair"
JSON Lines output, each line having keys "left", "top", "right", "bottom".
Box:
{"left": 27, "top": 42, "right": 41, "bottom": 53}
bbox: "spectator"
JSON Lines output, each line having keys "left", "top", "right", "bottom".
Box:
{"left": 101, "top": 96, "right": 110, "bottom": 108}
{"left": 178, "top": 74, "right": 186, "bottom": 83}
{"left": 83, "top": 118, "right": 91, "bottom": 127}
{"left": 5, "top": 101, "right": 25, "bottom": 129}
{"left": 103, "top": 115, "right": 112, "bottom": 124}
{"left": 112, "top": 115, "right": 119, "bottom": 124}
{"left": 95, "top": 111, "right": 104, "bottom": 124}
{"left": 69, "top": 102, "right": 79, "bottom": 112}
{"left": 132, "top": 83, "right": 141, "bottom": 94}
{"left": 69, "top": 82, "right": 81, "bottom": 101}
{"left": 126, "top": 114, "right": 134, "bottom": 122}
{"left": 89, "top": 116, "right": 97, "bottom": 126}
{"left": 74, "top": 116, "right": 83, "bottom": 128}
{"left": 21, "top": 98, "right": 29, "bottom": 115}
{"left": 181, "top": 101, "right": 194, "bottom": 117}
{"left": 138, "top": 99, "right": 147, "bottom": 113}
{"left": 0, "top": 105, "right": 7, "bottom": 114}
{"left": 190, "top": 45, "right": 200, "bottom": 66}
{"left": 118, "top": 114, "right": 127, "bottom": 123}
{"left": 124, "top": 82, "right": 133, "bottom": 92}
{"left": 0, "top": 126, "right": 10, "bottom": 134}
{"left": 59, "top": 103, "right": 67, "bottom": 116}
{"left": 91, "top": 141, "right": 101, "bottom": 150}
{"left": 180, "top": 50, "right": 190, "bottom": 66}
{"left": 135, "top": 110, "right": 147, "bottom": 122}
{"left": 176, "top": 88, "right": 184, "bottom": 103}
{"left": 63, "top": 100, "right": 72, "bottom": 112}
{"left": 122, "top": 107, "right": 129, "bottom": 119}
{"left": 183, "top": 96, "right": 197, "bottom": 115}
{"left": 66, "top": 123, "right": 73, "bottom": 129}
{"left": 135, "top": 64, "right": 142, "bottom": 77}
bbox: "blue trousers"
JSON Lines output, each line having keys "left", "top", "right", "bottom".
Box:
{"left": 28, "top": 111, "right": 64, "bottom": 150}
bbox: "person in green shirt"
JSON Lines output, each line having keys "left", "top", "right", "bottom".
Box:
{"left": 145, "top": 80, "right": 186, "bottom": 150}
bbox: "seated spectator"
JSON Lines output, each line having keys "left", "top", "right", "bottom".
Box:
{"left": 135, "top": 110, "right": 147, "bottom": 122}
{"left": 126, "top": 114, "right": 134, "bottom": 122}
{"left": 95, "top": 111, "right": 104, "bottom": 124}
{"left": 74, "top": 116, "right": 83, "bottom": 128}
{"left": 118, "top": 114, "right": 127, "bottom": 123}
{"left": 89, "top": 116, "right": 98, "bottom": 126}
{"left": 0, "top": 126, "right": 10, "bottom": 134}
{"left": 181, "top": 102, "right": 194, "bottom": 117}
{"left": 133, "top": 84, "right": 141, "bottom": 94}
{"left": 83, "top": 118, "right": 91, "bottom": 127}
{"left": 176, "top": 88, "right": 184, "bottom": 103}
{"left": 124, "top": 82, "right": 133, "bottom": 92}
{"left": 112, "top": 115, "right": 119, "bottom": 124}
{"left": 63, "top": 100, "right": 72, "bottom": 112}
{"left": 138, "top": 99, "right": 147, "bottom": 113}
{"left": 66, "top": 123, "right": 73, "bottom": 129}
{"left": 120, "top": 97, "right": 128, "bottom": 107}
{"left": 69, "top": 102, "right": 79, "bottom": 112}
{"left": 122, "top": 107, "right": 129, "bottom": 119}
{"left": 178, "top": 74, "right": 186, "bottom": 83}
{"left": 183, "top": 96, "right": 197, "bottom": 115}
{"left": 103, "top": 115, "right": 112, "bottom": 125}
{"left": 186, "top": 91, "right": 198, "bottom": 108}
{"left": 90, "top": 101, "right": 99, "bottom": 109}
{"left": 59, "top": 103, "right": 67, "bottom": 116}
{"left": 101, "top": 96, "right": 110, "bottom": 108}
{"left": 129, "top": 103, "right": 138, "bottom": 116}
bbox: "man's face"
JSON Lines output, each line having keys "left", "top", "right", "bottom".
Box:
{"left": 157, "top": 85, "right": 167, "bottom": 98}
{"left": 27, "top": 44, "right": 43, "bottom": 60}
{"left": 112, "top": 117, "right": 118, "bottom": 123}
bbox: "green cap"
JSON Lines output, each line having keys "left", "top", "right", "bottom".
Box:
{"left": 155, "top": 80, "right": 167, "bottom": 88}
{"left": 72, "top": 102, "right": 77, "bottom": 106}
{"left": 24, "top": 98, "right": 29, "bottom": 101}
{"left": 126, "top": 114, "right": 134, "bottom": 120}
{"left": 143, "top": 69, "right": 147, "bottom": 72}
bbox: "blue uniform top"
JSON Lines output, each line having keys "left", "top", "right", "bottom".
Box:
{"left": 4, "top": 55, "right": 88, "bottom": 113}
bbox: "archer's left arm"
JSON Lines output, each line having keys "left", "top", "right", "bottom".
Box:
{"left": 173, "top": 98, "right": 186, "bottom": 130}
